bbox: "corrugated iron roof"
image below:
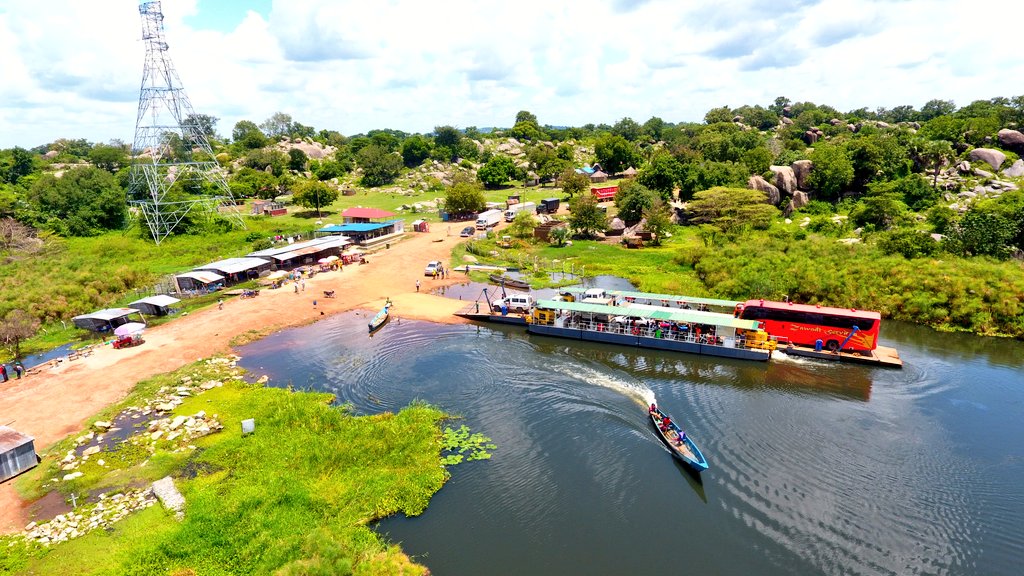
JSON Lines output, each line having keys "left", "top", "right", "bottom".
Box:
{"left": 72, "top": 308, "right": 140, "bottom": 322}
{"left": 0, "top": 426, "right": 34, "bottom": 452}
{"left": 129, "top": 294, "right": 181, "bottom": 307}
{"left": 195, "top": 257, "right": 270, "bottom": 275}
{"left": 175, "top": 271, "right": 224, "bottom": 284}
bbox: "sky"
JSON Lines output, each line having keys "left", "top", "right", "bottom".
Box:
{"left": 1, "top": 0, "right": 1023, "bottom": 149}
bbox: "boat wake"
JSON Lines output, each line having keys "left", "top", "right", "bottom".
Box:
{"left": 549, "top": 361, "right": 655, "bottom": 408}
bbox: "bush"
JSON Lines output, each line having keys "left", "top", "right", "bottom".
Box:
{"left": 799, "top": 200, "right": 834, "bottom": 216}
{"left": 877, "top": 228, "right": 939, "bottom": 258}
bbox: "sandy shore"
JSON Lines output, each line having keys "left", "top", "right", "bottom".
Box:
{"left": 0, "top": 226, "right": 478, "bottom": 533}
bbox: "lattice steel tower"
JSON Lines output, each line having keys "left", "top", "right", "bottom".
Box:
{"left": 130, "top": 1, "right": 242, "bottom": 244}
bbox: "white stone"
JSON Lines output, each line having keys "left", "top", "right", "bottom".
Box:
{"left": 82, "top": 446, "right": 101, "bottom": 457}
{"left": 169, "top": 416, "right": 187, "bottom": 430}
{"left": 62, "top": 472, "right": 83, "bottom": 481}
{"left": 150, "top": 431, "right": 163, "bottom": 441}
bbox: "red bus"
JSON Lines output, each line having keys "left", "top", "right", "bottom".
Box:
{"left": 738, "top": 299, "right": 881, "bottom": 352}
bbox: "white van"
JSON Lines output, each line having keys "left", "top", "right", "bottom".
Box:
{"left": 476, "top": 209, "right": 503, "bottom": 229}
{"left": 504, "top": 202, "right": 537, "bottom": 222}
{"left": 491, "top": 293, "right": 534, "bottom": 314}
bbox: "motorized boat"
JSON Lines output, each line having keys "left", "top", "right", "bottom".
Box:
{"left": 649, "top": 405, "right": 708, "bottom": 472}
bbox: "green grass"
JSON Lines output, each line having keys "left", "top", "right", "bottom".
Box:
{"left": 2, "top": 357, "right": 468, "bottom": 575}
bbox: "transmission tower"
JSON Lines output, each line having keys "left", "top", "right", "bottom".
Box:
{"left": 129, "top": 1, "right": 242, "bottom": 244}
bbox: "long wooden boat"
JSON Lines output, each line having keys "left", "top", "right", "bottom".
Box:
{"left": 368, "top": 301, "right": 390, "bottom": 333}
{"left": 489, "top": 274, "right": 530, "bottom": 290}
{"left": 649, "top": 406, "right": 708, "bottom": 472}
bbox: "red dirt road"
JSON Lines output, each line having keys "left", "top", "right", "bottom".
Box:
{"left": 0, "top": 227, "right": 477, "bottom": 533}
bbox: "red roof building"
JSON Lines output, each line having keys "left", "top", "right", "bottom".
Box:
{"left": 342, "top": 207, "right": 397, "bottom": 222}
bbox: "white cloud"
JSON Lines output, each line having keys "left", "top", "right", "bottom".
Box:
{"left": 1, "top": 0, "right": 1023, "bottom": 148}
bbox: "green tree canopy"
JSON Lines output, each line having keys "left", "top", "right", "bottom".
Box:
{"left": 26, "top": 166, "right": 126, "bottom": 236}
{"left": 443, "top": 176, "right": 485, "bottom": 215}
{"left": 401, "top": 135, "right": 432, "bottom": 168}
{"left": 433, "top": 126, "right": 462, "bottom": 160}
{"left": 88, "top": 143, "right": 129, "bottom": 173}
{"left": 232, "top": 120, "right": 268, "bottom": 150}
{"left": 612, "top": 117, "right": 643, "bottom": 142}
{"left": 594, "top": 135, "right": 641, "bottom": 174}
{"left": 356, "top": 145, "right": 403, "bottom": 187}
{"left": 478, "top": 154, "right": 516, "bottom": 188}
{"left": 614, "top": 180, "right": 658, "bottom": 223}
{"left": 637, "top": 153, "right": 682, "bottom": 200}
{"left": 515, "top": 110, "right": 538, "bottom": 125}
{"left": 808, "top": 142, "right": 854, "bottom": 201}
{"left": 292, "top": 180, "right": 338, "bottom": 217}
{"left": 642, "top": 198, "right": 673, "bottom": 246}
{"left": 947, "top": 209, "right": 1017, "bottom": 259}
{"left": 507, "top": 210, "right": 537, "bottom": 239}
{"left": 567, "top": 194, "right": 607, "bottom": 239}
{"left": 242, "top": 148, "right": 289, "bottom": 177}
{"left": 287, "top": 148, "right": 308, "bottom": 172}
{"left": 685, "top": 187, "right": 778, "bottom": 234}
{"left": 231, "top": 167, "right": 279, "bottom": 200}
{"left": 558, "top": 167, "right": 590, "bottom": 199}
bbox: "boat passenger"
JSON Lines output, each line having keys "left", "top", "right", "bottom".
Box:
{"left": 676, "top": 431, "right": 686, "bottom": 446}
{"left": 649, "top": 403, "right": 658, "bottom": 414}
{"left": 660, "top": 416, "right": 672, "bottom": 431}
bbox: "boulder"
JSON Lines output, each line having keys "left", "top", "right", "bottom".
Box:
{"left": 791, "top": 160, "right": 813, "bottom": 190}
{"left": 1002, "top": 159, "right": 1024, "bottom": 178}
{"left": 780, "top": 116, "right": 794, "bottom": 126}
{"left": 957, "top": 161, "right": 972, "bottom": 173}
{"left": 803, "top": 130, "right": 819, "bottom": 145}
{"left": 770, "top": 165, "right": 797, "bottom": 196}
{"left": 830, "top": 118, "right": 844, "bottom": 126}
{"left": 791, "top": 191, "right": 809, "bottom": 210}
{"left": 997, "top": 129, "right": 1024, "bottom": 152}
{"left": 974, "top": 168, "right": 994, "bottom": 179}
{"left": 748, "top": 175, "right": 780, "bottom": 205}
{"left": 968, "top": 148, "right": 1006, "bottom": 171}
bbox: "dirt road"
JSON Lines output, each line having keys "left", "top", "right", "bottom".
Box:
{"left": 0, "top": 227, "right": 477, "bottom": 532}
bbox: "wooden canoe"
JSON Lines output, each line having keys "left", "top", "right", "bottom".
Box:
{"left": 649, "top": 407, "right": 708, "bottom": 472}
{"left": 368, "top": 302, "right": 390, "bottom": 333}
{"left": 489, "top": 274, "right": 530, "bottom": 290}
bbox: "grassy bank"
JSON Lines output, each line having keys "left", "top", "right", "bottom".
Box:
{"left": 1, "top": 357, "right": 477, "bottom": 575}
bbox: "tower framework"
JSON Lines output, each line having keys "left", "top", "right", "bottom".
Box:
{"left": 129, "top": 1, "right": 242, "bottom": 244}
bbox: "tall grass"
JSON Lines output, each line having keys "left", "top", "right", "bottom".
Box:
{"left": 3, "top": 359, "right": 452, "bottom": 575}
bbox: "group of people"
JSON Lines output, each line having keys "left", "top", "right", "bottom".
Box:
{"left": 1, "top": 361, "right": 25, "bottom": 382}
{"left": 649, "top": 403, "right": 686, "bottom": 446}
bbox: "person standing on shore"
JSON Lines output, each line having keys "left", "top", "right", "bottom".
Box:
{"left": 1, "top": 363, "right": 8, "bottom": 382}
{"left": 415, "top": 280, "right": 420, "bottom": 292}
{"left": 14, "top": 363, "right": 23, "bottom": 379}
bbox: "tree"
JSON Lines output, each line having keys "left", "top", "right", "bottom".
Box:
{"left": 919, "top": 99, "right": 956, "bottom": 121}
{"left": 704, "top": 106, "right": 733, "bottom": 124}
{"left": 507, "top": 210, "right": 537, "bottom": 239}
{"left": 642, "top": 198, "right": 673, "bottom": 246}
{"left": 686, "top": 187, "right": 778, "bottom": 234}
{"left": 185, "top": 113, "right": 219, "bottom": 139}
{"left": 612, "top": 117, "right": 643, "bottom": 142}
{"left": 242, "top": 148, "right": 288, "bottom": 177}
{"left": 232, "top": 168, "right": 279, "bottom": 200}
{"left": 515, "top": 110, "right": 538, "bottom": 125}
{"left": 433, "top": 126, "right": 462, "bottom": 160}
{"left": 849, "top": 193, "right": 908, "bottom": 229}
{"left": 260, "top": 112, "right": 295, "bottom": 139}
{"left": 549, "top": 225, "right": 569, "bottom": 246}
{"left": 636, "top": 153, "right": 681, "bottom": 200}
{"left": 594, "top": 135, "right": 641, "bottom": 174}
{"left": 232, "top": 120, "right": 268, "bottom": 149}
{"left": 567, "top": 194, "right": 607, "bottom": 238}
{"left": 0, "top": 309, "right": 39, "bottom": 359}
{"left": 292, "top": 180, "right": 338, "bottom": 217}
{"left": 947, "top": 209, "right": 1016, "bottom": 258}
{"left": 356, "top": 144, "right": 403, "bottom": 187}
{"left": 807, "top": 142, "right": 854, "bottom": 201}
{"left": 287, "top": 148, "right": 308, "bottom": 172}
{"left": 642, "top": 116, "right": 666, "bottom": 141}
{"left": 919, "top": 139, "right": 954, "bottom": 189}
{"left": 558, "top": 167, "right": 590, "bottom": 199}
{"left": 1, "top": 147, "right": 36, "bottom": 184}
{"left": 401, "top": 135, "right": 432, "bottom": 167}
{"left": 877, "top": 228, "right": 939, "bottom": 259}
{"left": 477, "top": 154, "right": 516, "bottom": 188}
{"left": 614, "top": 180, "right": 658, "bottom": 223}
{"left": 88, "top": 143, "right": 129, "bottom": 173}
{"left": 443, "top": 176, "right": 485, "bottom": 215}
{"left": 26, "top": 166, "right": 126, "bottom": 236}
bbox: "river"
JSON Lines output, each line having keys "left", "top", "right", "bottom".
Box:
{"left": 236, "top": 293, "right": 1024, "bottom": 575}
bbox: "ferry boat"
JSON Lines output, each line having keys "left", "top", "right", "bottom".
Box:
{"left": 526, "top": 296, "right": 774, "bottom": 362}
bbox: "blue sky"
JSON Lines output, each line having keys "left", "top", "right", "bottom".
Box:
{"left": 1, "top": 0, "right": 1023, "bottom": 149}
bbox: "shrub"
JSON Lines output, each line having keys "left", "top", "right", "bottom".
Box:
{"left": 877, "top": 228, "right": 939, "bottom": 259}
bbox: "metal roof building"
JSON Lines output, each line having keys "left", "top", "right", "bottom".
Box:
{"left": 1, "top": 426, "right": 38, "bottom": 483}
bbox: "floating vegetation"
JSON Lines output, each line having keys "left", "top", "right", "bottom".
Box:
{"left": 441, "top": 425, "right": 496, "bottom": 465}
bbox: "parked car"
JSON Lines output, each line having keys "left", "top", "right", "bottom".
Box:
{"left": 492, "top": 293, "right": 534, "bottom": 314}
{"left": 424, "top": 261, "right": 441, "bottom": 276}
{"left": 460, "top": 226, "right": 475, "bottom": 237}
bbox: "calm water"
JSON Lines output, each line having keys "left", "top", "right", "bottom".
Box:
{"left": 237, "top": 305, "right": 1024, "bottom": 575}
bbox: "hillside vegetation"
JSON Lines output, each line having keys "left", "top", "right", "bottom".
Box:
{"left": 2, "top": 96, "right": 1024, "bottom": 357}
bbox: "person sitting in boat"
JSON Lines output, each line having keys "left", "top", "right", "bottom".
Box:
{"left": 676, "top": 430, "right": 687, "bottom": 446}
{"left": 660, "top": 416, "right": 672, "bottom": 431}
{"left": 649, "top": 403, "right": 658, "bottom": 415}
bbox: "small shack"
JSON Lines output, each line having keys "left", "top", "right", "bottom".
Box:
{"left": 251, "top": 200, "right": 287, "bottom": 216}
{"left": 589, "top": 170, "right": 609, "bottom": 183}
{"left": 412, "top": 219, "right": 430, "bottom": 232}
{"left": 0, "top": 426, "right": 38, "bottom": 483}
{"left": 194, "top": 257, "right": 273, "bottom": 284}
{"left": 72, "top": 308, "right": 143, "bottom": 333}
{"left": 174, "top": 270, "right": 225, "bottom": 294}
{"left": 128, "top": 294, "right": 181, "bottom": 316}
